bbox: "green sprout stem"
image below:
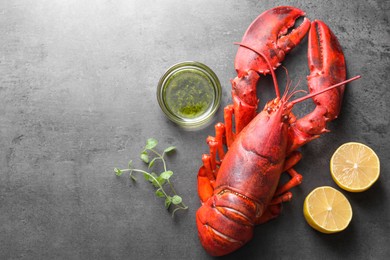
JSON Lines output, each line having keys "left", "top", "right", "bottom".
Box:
{"left": 123, "top": 168, "right": 170, "bottom": 197}
{"left": 114, "top": 138, "right": 188, "bottom": 217}
{"left": 150, "top": 149, "right": 167, "bottom": 170}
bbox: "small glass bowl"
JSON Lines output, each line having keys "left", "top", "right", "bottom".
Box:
{"left": 157, "top": 61, "right": 222, "bottom": 129}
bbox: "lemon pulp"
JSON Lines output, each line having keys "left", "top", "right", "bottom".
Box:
{"left": 330, "top": 142, "right": 380, "bottom": 192}
{"left": 303, "top": 186, "right": 352, "bottom": 234}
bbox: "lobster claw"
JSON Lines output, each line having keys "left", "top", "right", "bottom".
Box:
{"left": 288, "top": 20, "right": 347, "bottom": 152}
{"left": 235, "top": 6, "right": 311, "bottom": 76}
{"left": 307, "top": 20, "right": 347, "bottom": 121}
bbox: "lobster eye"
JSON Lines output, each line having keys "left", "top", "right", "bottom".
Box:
{"left": 267, "top": 107, "right": 272, "bottom": 114}
{"left": 282, "top": 115, "right": 289, "bottom": 122}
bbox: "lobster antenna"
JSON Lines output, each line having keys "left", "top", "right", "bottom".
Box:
{"left": 290, "top": 75, "right": 361, "bottom": 106}
{"left": 235, "top": 42, "right": 281, "bottom": 98}
{"left": 278, "top": 67, "right": 306, "bottom": 101}
{"left": 280, "top": 66, "right": 292, "bottom": 99}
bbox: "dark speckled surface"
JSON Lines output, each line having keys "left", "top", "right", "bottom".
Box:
{"left": 1, "top": 0, "right": 389, "bottom": 259}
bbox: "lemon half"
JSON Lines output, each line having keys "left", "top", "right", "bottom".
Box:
{"left": 303, "top": 186, "right": 352, "bottom": 234}
{"left": 330, "top": 142, "right": 380, "bottom": 192}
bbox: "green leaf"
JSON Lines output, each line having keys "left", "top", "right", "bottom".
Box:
{"left": 158, "top": 177, "right": 167, "bottom": 186}
{"left": 148, "top": 158, "right": 157, "bottom": 168}
{"left": 146, "top": 172, "right": 157, "bottom": 182}
{"left": 145, "top": 138, "right": 158, "bottom": 150}
{"left": 165, "top": 196, "right": 172, "bottom": 209}
{"left": 151, "top": 175, "right": 166, "bottom": 188}
{"left": 172, "top": 195, "right": 182, "bottom": 205}
{"left": 157, "top": 176, "right": 167, "bottom": 186}
{"left": 155, "top": 188, "right": 165, "bottom": 198}
{"left": 151, "top": 180, "right": 159, "bottom": 188}
{"left": 160, "top": 170, "right": 173, "bottom": 180}
{"left": 143, "top": 173, "right": 151, "bottom": 181}
{"left": 164, "top": 146, "right": 176, "bottom": 154}
{"left": 140, "top": 151, "right": 149, "bottom": 163}
{"left": 114, "top": 168, "right": 123, "bottom": 176}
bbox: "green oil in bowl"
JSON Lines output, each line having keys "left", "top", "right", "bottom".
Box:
{"left": 157, "top": 62, "right": 221, "bottom": 129}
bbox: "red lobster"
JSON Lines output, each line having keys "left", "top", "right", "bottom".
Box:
{"left": 196, "top": 6, "right": 360, "bottom": 256}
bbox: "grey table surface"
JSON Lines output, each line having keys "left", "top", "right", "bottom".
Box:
{"left": 1, "top": 0, "right": 389, "bottom": 259}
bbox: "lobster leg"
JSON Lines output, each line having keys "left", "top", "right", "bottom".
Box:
{"left": 255, "top": 152, "right": 303, "bottom": 224}
{"left": 198, "top": 123, "right": 226, "bottom": 203}
{"left": 275, "top": 168, "right": 303, "bottom": 196}
{"left": 256, "top": 192, "right": 293, "bottom": 225}
{"left": 274, "top": 151, "right": 303, "bottom": 196}
{"left": 288, "top": 20, "right": 347, "bottom": 153}
{"left": 224, "top": 105, "right": 235, "bottom": 147}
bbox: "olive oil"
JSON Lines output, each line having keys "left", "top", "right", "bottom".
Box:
{"left": 164, "top": 69, "right": 214, "bottom": 119}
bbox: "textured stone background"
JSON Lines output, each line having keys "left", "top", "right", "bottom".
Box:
{"left": 1, "top": 0, "right": 389, "bottom": 259}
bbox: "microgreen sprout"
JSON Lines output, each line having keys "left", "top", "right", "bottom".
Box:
{"left": 114, "top": 138, "right": 188, "bottom": 217}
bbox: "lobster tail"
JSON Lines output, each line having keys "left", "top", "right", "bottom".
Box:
{"left": 196, "top": 189, "right": 260, "bottom": 256}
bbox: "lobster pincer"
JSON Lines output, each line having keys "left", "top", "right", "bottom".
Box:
{"left": 288, "top": 20, "right": 347, "bottom": 152}
{"left": 235, "top": 6, "right": 311, "bottom": 76}
{"left": 231, "top": 6, "right": 311, "bottom": 136}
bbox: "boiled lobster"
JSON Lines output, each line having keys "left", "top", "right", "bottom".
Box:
{"left": 196, "top": 6, "right": 360, "bottom": 256}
